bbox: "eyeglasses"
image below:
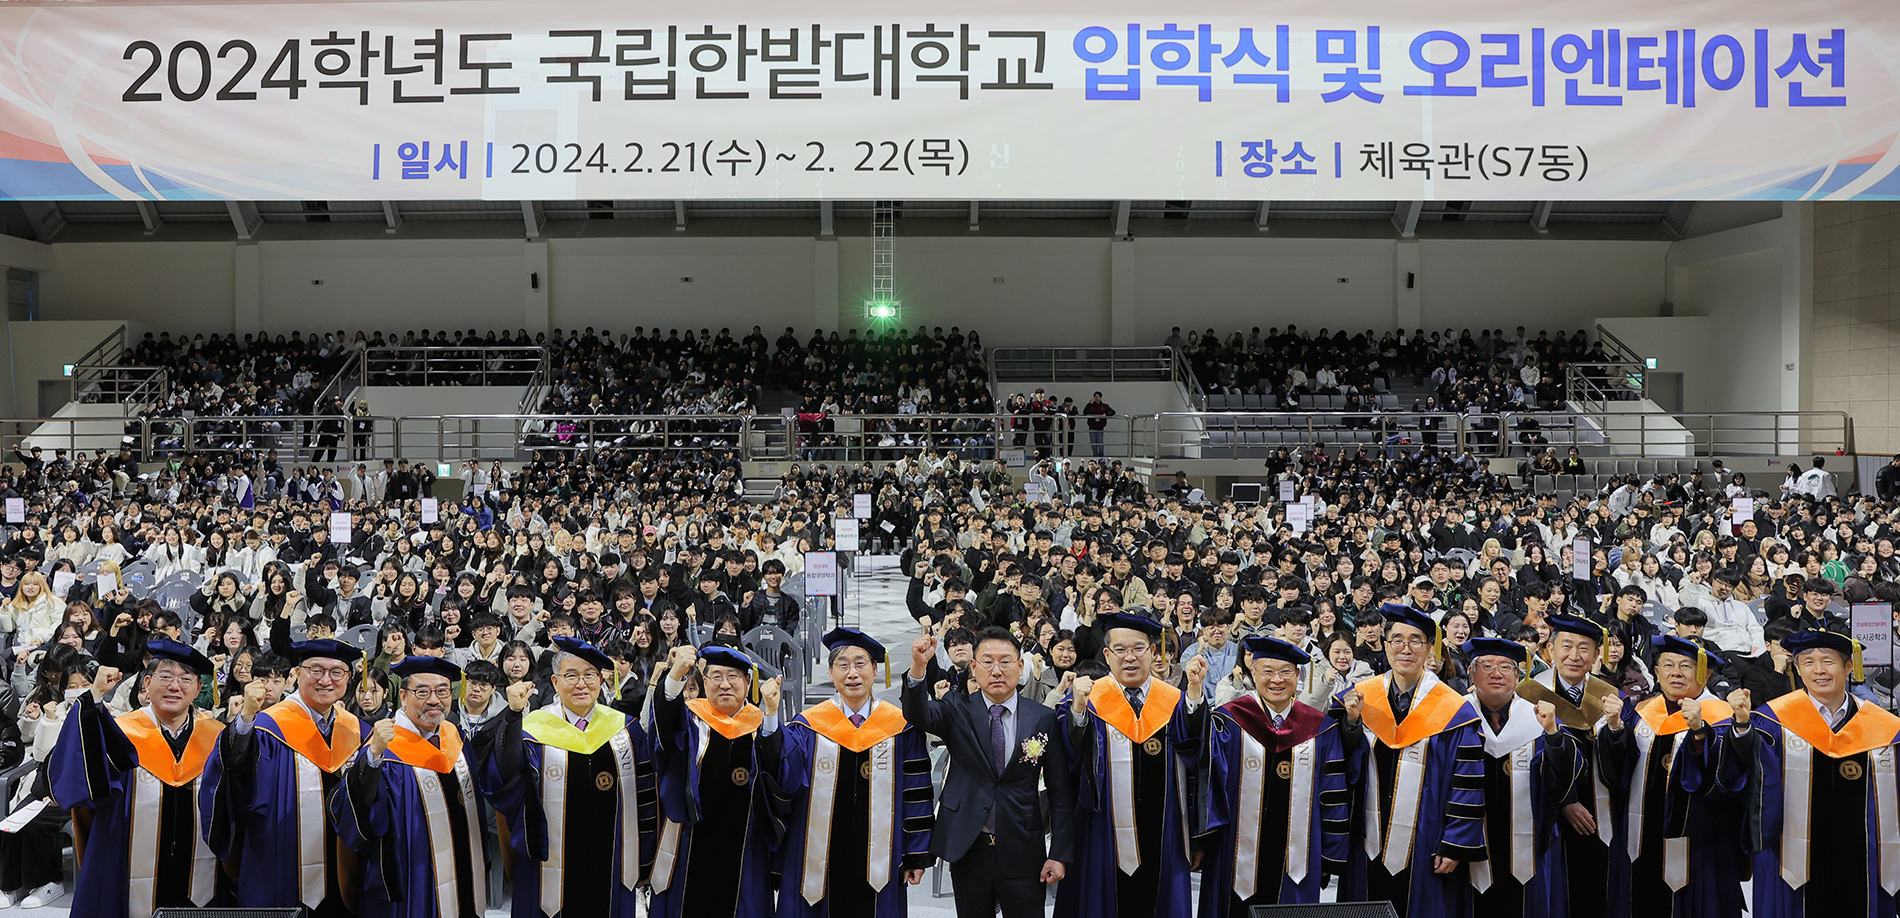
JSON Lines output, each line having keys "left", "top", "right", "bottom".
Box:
{"left": 405, "top": 686, "right": 454, "bottom": 700}
{"left": 149, "top": 672, "right": 200, "bottom": 687}
{"left": 1387, "top": 637, "right": 1432, "bottom": 649}
{"left": 555, "top": 671, "right": 602, "bottom": 686}
{"left": 1108, "top": 644, "right": 1152, "bottom": 658}
{"left": 304, "top": 666, "right": 351, "bottom": 682}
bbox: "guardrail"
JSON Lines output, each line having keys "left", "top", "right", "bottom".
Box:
{"left": 989, "top": 346, "right": 1181, "bottom": 384}
{"left": 1582, "top": 410, "right": 1855, "bottom": 458}
{"left": 1130, "top": 411, "right": 1507, "bottom": 460}
{"left": 363, "top": 346, "right": 546, "bottom": 388}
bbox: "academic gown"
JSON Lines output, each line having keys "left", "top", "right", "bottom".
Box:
{"left": 1597, "top": 692, "right": 1745, "bottom": 918}
{"left": 649, "top": 690, "right": 782, "bottom": 918}
{"left": 775, "top": 698, "right": 935, "bottom": 918}
{"left": 1468, "top": 695, "right": 1580, "bottom": 918}
{"left": 1336, "top": 671, "right": 1489, "bottom": 918}
{"left": 477, "top": 703, "right": 655, "bottom": 918}
{"left": 201, "top": 697, "right": 370, "bottom": 917}
{"left": 332, "top": 720, "right": 490, "bottom": 918}
{"left": 1197, "top": 693, "right": 1354, "bottom": 917}
{"left": 1518, "top": 671, "right": 1622, "bottom": 918}
{"left": 1697, "top": 692, "right": 1900, "bottom": 918}
{"left": 51, "top": 695, "right": 228, "bottom": 918}
{"left": 1053, "top": 676, "right": 1205, "bottom": 918}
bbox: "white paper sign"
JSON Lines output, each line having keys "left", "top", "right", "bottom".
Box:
{"left": 330, "top": 512, "right": 353, "bottom": 545}
{"left": 1025, "top": 482, "right": 1042, "bottom": 501}
{"left": 804, "top": 551, "right": 839, "bottom": 597}
{"left": 1000, "top": 449, "right": 1028, "bottom": 471}
{"left": 853, "top": 494, "right": 872, "bottom": 519}
{"left": 50, "top": 571, "right": 74, "bottom": 598}
{"left": 1279, "top": 480, "right": 1297, "bottom": 503}
{"left": 472, "top": 483, "right": 488, "bottom": 496}
{"left": 1853, "top": 603, "right": 1893, "bottom": 666}
{"left": 879, "top": 520, "right": 896, "bottom": 533}
{"left": 1287, "top": 503, "right": 1310, "bottom": 533}
{"left": 4, "top": 499, "right": 21, "bottom": 524}
{"left": 96, "top": 571, "right": 118, "bottom": 596}
{"left": 1731, "top": 497, "right": 1754, "bottom": 523}
{"left": 421, "top": 498, "right": 439, "bottom": 524}
{"left": 1572, "top": 537, "right": 1593, "bottom": 581}
{"left": 833, "top": 517, "right": 860, "bottom": 552}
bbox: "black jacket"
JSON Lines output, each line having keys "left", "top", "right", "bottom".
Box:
{"left": 902, "top": 676, "right": 1075, "bottom": 872}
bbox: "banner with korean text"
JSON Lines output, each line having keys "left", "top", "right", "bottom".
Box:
{"left": 0, "top": 0, "right": 1894, "bottom": 200}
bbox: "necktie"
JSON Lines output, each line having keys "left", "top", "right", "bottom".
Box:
{"left": 1488, "top": 708, "right": 1507, "bottom": 734}
{"left": 986, "top": 704, "right": 1008, "bottom": 834}
{"left": 315, "top": 714, "right": 333, "bottom": 742}
{"left": 576, "top": 717, "right": 588, "bottom": 731}
{"left": 1125, "top": 685, "right": 1144, "bottom": 716}
{"left": 428, "top": 734, "right": 442, "bottom": 749}
{"left": 1565, "top": 684, "right": 1583, "bottom": 706}
{"left": 850, "top": 713, "right": 866, "bottom": 728}
{"left": 1392, "top": 688, "right": 1413, "bottom": 724}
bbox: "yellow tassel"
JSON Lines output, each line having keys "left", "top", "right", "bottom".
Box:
{"left": 750, "top": 662, "right": 761, "bottom": 704}
{"left": 1854, "top": 640, "right": 1866, "bottom": 683}
{"left": 1695, "top": 647, "right": 1708, "bottom": 687}
{"left": 884, "top": 659, "right": 891, "bottom": 689}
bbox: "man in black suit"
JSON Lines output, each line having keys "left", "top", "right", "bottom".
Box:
{"left": 905, "top": 626, "right": 1075, "bottom": 918}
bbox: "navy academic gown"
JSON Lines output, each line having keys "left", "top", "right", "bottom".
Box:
{"left": 1695, "top": 692, "right": 1900, "bottom": 918}
{"left": 649, "top": 689, "right": 782, "bottom": 918}
{"left": 1597, "top": 692, "right": 1746, "bottom": 918}
{"left": 1468, "top": 695, "right": 1580, "bottom": 918}
{"left": 476, "top": 703, "right": 654, "bottom": 918}
{"left": 1054, "top": 676, "right": 1205, "bottom": 918}
{"left": 51, "top": 695, "right": 229, "bottom": 918}
{"left": 1335, "top": 671, "right": 1489, "bottom": 918}
{"left": 775, "top": 697, "right": 935, "bottom": 918}
{"left": 331, "top": 718, "right": 490, "bottom": 918}
{"left": 1198, "top": 693, "right": 1354, "bottom": 916}
{"left": 201, "top": 697, "right": 371, "bottom": 917}
{"left": 1518, "top": 671, "right": 1623, "bottom": 918}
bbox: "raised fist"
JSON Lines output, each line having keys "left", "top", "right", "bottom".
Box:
{"left": 1342, "top": 688, "right": 1365, "bottom": 724}
{"left": 243, "top": 679, "right": 270, "bottom": 718}
{"left": 667, "top": 645, "right": 699, "bottom": 680}
{"left": 92, "top": 666, "right": 122, "bottom": 701}
{"left": 369, "top": 718, "right": 397, "bottom": 756}
{"left": 1680, "top": 697, "right": 1703, "bottom": 731}
{"left": 1184, "top": 656, "right": 1208, "bottom": 690}
{"left": 1535, "top": 700, "right": 1559, "bottom": 736}
{"left": 759, "top": 676, "right": 782, "bottom": 716}
{"left": 507, "top": 681, "right": 534, "bottom": 712}
{"left": 910, "top": 634, "right": 937, "bottom": 674}
{"left": 1071, "top": 676, "right": 1095, "bottom": 714}
{"left": 1726, "top": 688, "right": 1752, "bottom": 725}
{"left": 1605, "top": 699, "right": 1625, "bottom": 732}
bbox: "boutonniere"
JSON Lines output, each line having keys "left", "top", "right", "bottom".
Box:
{"left": 1019, "top": 733, "right": 1049, "bottom": 765}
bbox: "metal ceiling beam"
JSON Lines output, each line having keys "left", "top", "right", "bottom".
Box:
{"left": 1662, "top": 202, "right": 1698, "bottom": 239}
{"left": 969, "top": 200, "right": 979, "bottom": 231}
{"left": 520, "top": 201, "right": 544, "bottom": 239}
{"left": 1393, "top": 201, "right": 1423, "bottom": 238}
{"left": 18, "top": 202, "right": 65, "bottom": 241}
{"left": 1531, "top": 201, "right": 1554, "bottom": 233}
{"left": 1113, "top": 200, "right": 1131, "bottom": 237}
{"left": 819, "top": 200, "right": 834, "bottom": 236}
{"left": 382, "top": 201, "right": 402, "bottom": 234}
{"left": 1255, "top": 200, "right": 1271, "bottom": 232}
{"left": 674, "top": 201, "right": 687, "bottom": 232}
{"left": 226, "top": 201, "right": 262, "bottom": 239}
{"left": 134, "top": 202, "right": 161, "bottom": 235}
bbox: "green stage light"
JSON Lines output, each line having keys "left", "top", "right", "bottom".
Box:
{"left": 866, "top": 300, "right": 900, "bottom": 320}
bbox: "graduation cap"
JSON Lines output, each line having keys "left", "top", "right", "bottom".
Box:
{"left": 698, "top": 645, "right": 762, "bottom": 702}
{"left": 1546, "top": 613, "right": 1609, "bottom": 667}
{"left": 1782, "top": 629, "right": 1864, "bottom": 682}
{"left": 1461, "top": 637, "right": 1530, "bottom": 667}
{"left": 391, "top": 656, "right": 462, "bottom": 682}
{"left": 289, "top": 639, "right": 363, "bottom": 667}
{"left": 1651, "top": 634, "right": 1724, "bottom": 686}
{"left": 1379, "top": 603, "right": 1442, "bottom": 657}
{"left": 1242, "top": 635, "right": 1311, "bottom": 665}
{"left": 145, "top": 637, "right": 214, "bottom": 676}
{"left": 550, "top": 636, "right": 614, "bottom": 672}
{"left": 824, "top": 627, "right": 890, "bottom": 687}
{"left": 1097, "top": 611, "right": 1165, "bottom": 639}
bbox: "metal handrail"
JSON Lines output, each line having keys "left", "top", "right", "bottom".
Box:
{"left": 72, "top": 325, "right": 127, "bottom": 372}
{"left": 1576, "top": 410, "right": 1855, "bottom": 458}
{"left": 70, "top": 364, "right": 169, "bottom": 408}
{"left": 1595, "top": 324, "right": 1645, "bottom": 366}
{"left": 1132, "top": 410, "right": 1503, "bottom": 459}
{"left": 312, "top": 350, "right": 363, "bottom": 413}
{"left": 516, "top": 349, "right": 554, "bottom": 413}
{"left": 989, "top": 346, "right": 1179, "bottom": 384}
{"left": 362, "top": 346, "right": 546, "bottom": 388}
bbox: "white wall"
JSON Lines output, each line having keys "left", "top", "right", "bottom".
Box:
{"left": 1595, "top": 317, "right": 1715, "bottom": 412}
{"left": 9, "top": 320, "right": 130, "bottom": 417}
{"left": 1420, "top": 240, "right": 1669, "bottom": 331}
{"left": 259, "top": 239, "right": 528, "bottom": 334}
{"left": 42, "top": 242, "right": 236, "bottom": 332}
{"left": 1132, "top": 238, "right": 1396, "bottom": 341}
{"left": 550, "top": 237, "right": 817, "bottom": 335}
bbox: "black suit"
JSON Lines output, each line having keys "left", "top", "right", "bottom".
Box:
{"left": 904, "top": 675, "right": 1075, "bottom": 918}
